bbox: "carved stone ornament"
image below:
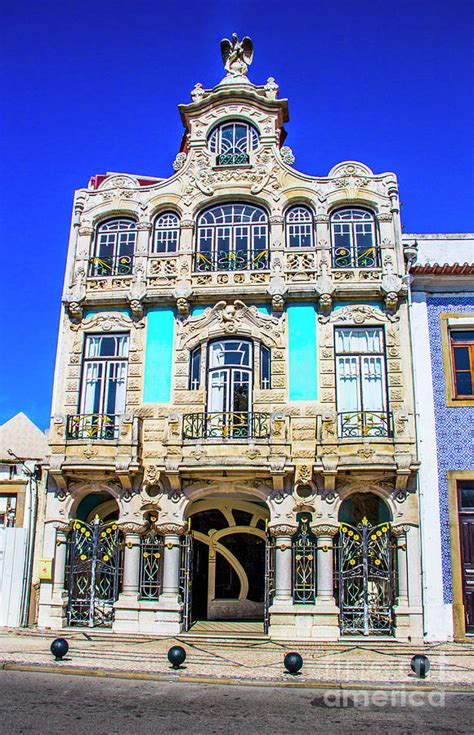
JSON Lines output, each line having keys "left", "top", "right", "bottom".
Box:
{"left": 312, "top": 524, "right": 339, "bottom": 538}
{"left": 173, "top": 279, "right": 193, "bottom": 318}
{"left": 145, "top": 465, "right": 161, "bottom": 485}
{"left": 155, "top": 522, "right": 188, "bottom": 536}
{"left": 71, "top": 312, "right": 145, "bottom": 333}
{"left": 119, "top": 521, "right": 150, "bottom": 536}
{"left": 220, "top": 34, "right": 254, "bottom": 77}
{"left": 321, "top": 304, "right": 395, "bottom": 326}
{"left": 191, "top": 82, "right": 205, "bottom": 102}
{"left": 391, "top": 524, "right": 411, "bottom": 537}
{"left": 268, "top": 524, "right": 297, "bottom": 537}
{"left": 173, "top": 152, "right": 187, "bottom": 171}
{"left": 280, "top": 146, "right": 295, "bottom": 165}
{"left": 295, "top": 465, "right": 312, "bottom": 485}
{"left": 97, "top": 174, "right": 139, "bottom": 190}
{"left": 176, "top": 300, "right": 284, "bottom": 350}
{"left": 64, "top": 299, "right": 84, "bottom": 323}
{"left": 264, "top": 77, "right": 279, "bottom": 99}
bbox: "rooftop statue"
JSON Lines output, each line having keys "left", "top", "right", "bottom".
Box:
{"left": 221, "top": 34, "right": 254, "bottom": 77}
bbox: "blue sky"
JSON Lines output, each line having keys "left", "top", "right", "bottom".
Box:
{"left": 1, "top": 0, "right": 473, "bottom": 430}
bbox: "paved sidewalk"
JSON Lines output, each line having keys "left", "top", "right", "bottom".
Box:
{"left": 0, "top": 628, "right": 473, "bottom": 689}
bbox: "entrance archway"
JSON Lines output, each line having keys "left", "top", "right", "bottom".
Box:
{"left": 66, "top": 491, "right": 123, "bottom": 627}
{"left": 187, "top": 499, "right": 268, "bottom": 622}
{"left": 336, "top": 492, "right": 394, "bottom": 636}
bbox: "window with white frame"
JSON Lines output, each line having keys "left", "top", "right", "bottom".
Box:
{"left": 195, "top": 203, "right": 269, "bottom": 271}
{"left": 68, "top": 334, "right": 129, "bottom": 440}
{"left": 330, "top": 208, "right": 379, "bottom": 268}
{"left": 335, "top": 327, "right": 390, "bottom": 437}
{"left": 152, "top": 212, "right": 180, "bottom": 254}
{"left": 90, "top": 219, "right": 137, "bottom": 277}
{"left": 208, "top": 121, "right": 259, "bottom": 165}
{"left": 285, "top": 206, "right": 314, "bottom": 248}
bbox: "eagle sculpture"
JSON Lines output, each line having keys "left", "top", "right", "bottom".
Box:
{"left": 220, "top": 34, "right": 254, "bottom": 76}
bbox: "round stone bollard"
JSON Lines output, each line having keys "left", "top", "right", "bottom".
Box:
{"left": 284, "top": 651, "right": 303, "bottom": 675}
{"left": 410, "top": 654, "right": 431, "bottom": 679}
{"left": 50, "top": 638, "right": 69, "bottom": 661}
{"left": 168, "top": 645, "right": 187, "bottom": 669}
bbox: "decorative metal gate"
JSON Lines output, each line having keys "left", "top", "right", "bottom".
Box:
{"left": 292, "top": 515, "right": 317, "bottom": 604}
{"left": 66, "top": 517, "right": 123, "bottom": 627}
{"left": 180, "top": 532, "right": 193, "bottom": 631}
{"left": 337, "top": 518, "right": 394, "bottom": 635}
{"left": 263, "top": 534, "right": 275, "bottom": 634}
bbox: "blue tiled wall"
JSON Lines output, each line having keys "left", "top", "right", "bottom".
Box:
{"left": 427, "top": 296, "right": 474, "bottom": 603}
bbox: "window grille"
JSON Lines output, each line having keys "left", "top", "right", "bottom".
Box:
{"left": 292, "top": 514, "right": 317, "bottom": 603}
{"left": 331, "top": 208, "right": 379, "bottom": 268}
{"left": 90, "top": 218, "right": 136, "bottom": 276}
{"left": 139, "top": 532, "right": 164, "bottom": 600}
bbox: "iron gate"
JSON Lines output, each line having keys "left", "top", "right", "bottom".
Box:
{"left": 337, "top": 518, "right": 394, "bottom": 635}
{"left": 263, "top": 534, "right": 275, "bottom": 634}
{"left": 66, "top": 518, "right": 123, "bottom": 627}
{"left": 180, "top": 532, "right": 193, "bottom": 631}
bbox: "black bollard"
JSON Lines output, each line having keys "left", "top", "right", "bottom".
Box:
{"left": 50, "top": 638, "right": 69, "bottom": 661}
{"left": 284, "top": 651, "right": 303, "bottom": 675}
{"left": 410, "top": 654, "right": 430, "bottom": 679}
{"left": 168, "top": 645, "right": 187, "bottom": 669}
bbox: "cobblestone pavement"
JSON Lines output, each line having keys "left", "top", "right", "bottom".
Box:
{"left": 1, "top": 670, "right": 474, "bottom": 735}
{"left": 1, "top": 628, "right": 473, "bottom": 687}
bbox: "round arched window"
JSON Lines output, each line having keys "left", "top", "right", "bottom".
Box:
{"left": 285, "top": 206, "right": 314, "bottom": 248}
{"left": 152, "top": 212, "right": 180, "bottom": 254}
{"left": 91, "top": 218, "right": 137, "bottom": 277}
{"left": 208, "top": 121, "right": 259, "bottom": 165}
{"left": 330, "top": 208, "right": 379, "bottom": 268}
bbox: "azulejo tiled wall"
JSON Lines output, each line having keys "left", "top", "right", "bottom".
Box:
{"left": 427, "top": 296, "right": 474, "bottom": 603}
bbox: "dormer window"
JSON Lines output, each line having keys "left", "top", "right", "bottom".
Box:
{"left": 208, "top": 121, "right": 259, "bottom": 165}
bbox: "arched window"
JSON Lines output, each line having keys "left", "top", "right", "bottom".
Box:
{"left": 90, "top": 218, "right": 136, "bottom": 277}
{"left": 285, "top": 206, "right": 314, "bottom": 248}
{"left": 208, "top": 121, "right": 259, "bottom": 165}
{"left": 330, "top": 208, "right": 379, "bottom": 268}
{"left": 152, "top": 212, "right": 180, "bottom": 254}
{"left": 195, "top": 203, "right": 269, "bottom": 271}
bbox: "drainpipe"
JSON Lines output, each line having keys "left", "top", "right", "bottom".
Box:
{"left": 402, "top": 244, "right": 429, "bottom": 638}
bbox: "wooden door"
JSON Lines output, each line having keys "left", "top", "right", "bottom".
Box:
{"left": 458, "top": 481, "right": 474, "bottom": 634}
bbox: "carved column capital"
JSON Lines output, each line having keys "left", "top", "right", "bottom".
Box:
{"left": 156, "top": 522, "right": 187, "bottom": 536}
{"left": 312, "top": 524, "right": 339, "bottom": 538}
{"left": 391, "top": 523, "right": 411, "bottom": 537}
{"left": 268, "top": 524, "right": 297, "bottom": 537}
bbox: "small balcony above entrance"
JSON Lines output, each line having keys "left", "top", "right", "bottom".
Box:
{"left": 337, "top": 410, "right": 393, "bottom": 439}
{"left": 66, "top": 413, "right": 121, "bottom": 441}
{"left": 182, "top": 411, "right": 271, "bottom": 440}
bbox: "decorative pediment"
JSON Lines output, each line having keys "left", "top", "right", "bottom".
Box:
{"left": 176, "top": 300, "right": 284, "bottom": 350}
{"left": 70, "top": 311, "right": 145, "bottom": 332}
{"left": 320, "top": 304, "right": 397, "bottom": 325}
{"left": 97, "top": 174, "right": 140, "bottom": 190}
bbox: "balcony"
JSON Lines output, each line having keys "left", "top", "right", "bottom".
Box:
{"left": 182, "top": 411, "right": 271, "bottom": 440}
{"left": 193, "top": 249, "right": 270, "bottom": 273}
{"left": 88, "top": 255, "right": 134, "bottom": 277}
{"left": 66, "top": 414, "right": 120, "bottom": 440}
{"left": 332, "top": 246, "right": 381, "bottom": 269}
{"left": 216, "top": 153, "right": 249, "bottom": 166}
{"left": 337, "top": 411, "right": 393, "bottom": 439}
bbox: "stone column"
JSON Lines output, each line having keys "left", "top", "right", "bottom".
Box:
{"left": 121, "top": 532, "right": 141, "bottom": 597}
{"left": 270, "top": 525, "right": 296, "bottom": 602}
{"left": 161, "top": 530, "right": 182, "bottom": 598}
{"left": 313, "top": 525, "right": 338, "bottom": 602}
{"left": 151, "top": 523, "right": 187, "bottom": 636}
{"left": 46, "top": 525, "right": 69, "bottom": 629}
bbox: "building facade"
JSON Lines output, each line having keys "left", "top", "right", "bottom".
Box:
{"left": 407, "top": 235, "right": 474, "bottom": 642}
{"left": 39, "top": 39, "right": 424, "bottom": 640}
{"left": 0, "top": 413, "right": 47, "bottom": 627}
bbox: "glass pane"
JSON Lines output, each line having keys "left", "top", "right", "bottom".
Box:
{"left": 459, "top": 482, "right": 474, "bottom": 510}
{"left": 336, "top": 356, "right": 360, "bottom": 411}
{"left": 451, "top": 331, "right": 474, "bottom": 343}
{"left": 208, "top": 370, "right": 227, "bottom": 412}
{"left": 361, "top": 356, "right": 386, "bottom": 411}
{"left": 453, "top": 346, "right": 471, "bottom": 370}
{"left": 455, "top": 371, "right": 473, "bottom": 396}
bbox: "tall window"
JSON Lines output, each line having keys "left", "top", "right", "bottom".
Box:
{"left": 335, "top": 327, "right": 390, "bottom": 437}
{"left": 195, "top": 203, "right": 269, "bottom": 272}
{"left": 450, "top": 331, "right": 474, "bottom": 397}
{"left": 285, "top": 206, "right": 314, "bottom": 248}
{"left": 208, "top": 121, "right": 259, "bottom": 165}
{"left": 152, "top": 212, "right": 180, "bottom": 254}
{"left": 68, "top": 334, "right": 129, "bottom": 439}
{"left": 90, "top": 219, "right": 136, "bottom": 277}
{"left": 331, "top": 209, "right": 379, "bottom": 268}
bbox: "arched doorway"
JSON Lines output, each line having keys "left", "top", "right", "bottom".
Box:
{"left": 336, "top": 492, "right": 394, "bottom": 636}
{"left": 186, "top": 499, "right": 268, "bottom": 624}
{"left": 66, "top": 491, "right": 123, "bottom": 627}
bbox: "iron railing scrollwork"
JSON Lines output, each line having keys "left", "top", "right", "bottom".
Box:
{"left": 88, "top": 255, "right": 134, "bottom": 277}
{"left": 217, "top": 152, "right": 250, "bottom": 166}
{"left": 193, "top": 249, "right": 270, "bottom": 272}
{"left": 179, "top": 533, "right": 193, "bottom": 631}
{"left": 332, "top": 246, "right": 381, "bottom": 269}
{"left": 337, "top": 518, "right": 394, "bottom": 635}
{"left": 139, "top": 532, "right": 164, "bottom": 600}
{"left": 66, "top": 414, "right": 119, "bottom": 440}
{"left": 292, "top": 515, "right": 317, "bottom": 604}
{"left": 66, "top": 518, "right": 123, "bottom": 627}
{"left": 338, "top": 411, "right": 393, "bottom": 439}
{"left": 182, "top": 411, "right": 271, "bottom": 440}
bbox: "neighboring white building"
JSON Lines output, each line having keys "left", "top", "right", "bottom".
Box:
{"left": 404, "top": 234, "right": 474, "bottom": 641}
{"left": 0, "top": 412, "right": 48, "bottom": 627}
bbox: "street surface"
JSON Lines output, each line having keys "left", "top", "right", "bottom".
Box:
{"left": 0, "top": 670, "right": 473, "bottom": 734}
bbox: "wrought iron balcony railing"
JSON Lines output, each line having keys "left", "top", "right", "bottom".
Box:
{"left": 216, "top": 152, "right": 250, "bottom": 166}
{"left": 338, "top": 411, "right": 393, "bottom": 439}
{"left": 183, "top": 411, "right": 271, "bottom": 440}
{"left": 194, "top": 250, "right": 270, "bottom": 273}
{"left": 88, "top": 255, "right": 134, "bottom": 277}
{"left": 194, "top": 249, "right": 270, "bottom": 272}
{"left": 332, "top": 246, "right": 381, "bottom": 269}
{"left": 66, "top": 414, "right": 119, "bottom": 440}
